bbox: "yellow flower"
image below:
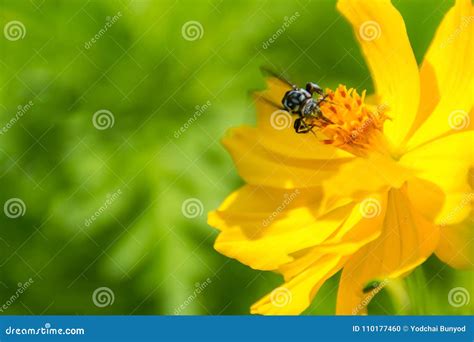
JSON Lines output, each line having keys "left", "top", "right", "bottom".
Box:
{"left": 208, "top": 0, "right": 473, "bottom": 315}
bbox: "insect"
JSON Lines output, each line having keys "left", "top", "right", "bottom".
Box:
{"left": 260, "top": 68, "right": 334, "bottom": 134}
{"left": 362, "top": 280, "right": 382, "bottom": 293}
{"left": 282, "top": 82, "right": 333, "bottom": 134}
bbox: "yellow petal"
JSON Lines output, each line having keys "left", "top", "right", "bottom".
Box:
{"left": 406, "top": 0, "right": 473, "bottom": 148}
{"left": 320, "top": 151, "right": 413, "bottom": 212}
{"left": 336, "top": 188, "right": 439, "bottom": 314}
{"left": 337, "top": 0, "right": 420, "bottom": 147}
{"left": 250, "top": 254, "right": 345, "bottom": 315}
{"left": 223, "top": 126, "right": 413, "bottom": 198}
{"left": 404, "top": 177, "right": 444, "bottom": 222}
{"left": 222, "top": 126, "right": 354, "bottom": 188}
{"left": 436, "top": 219, "right": 474, "bottom": 269}
{"left": 247, "top": 194, "right": 387, "bottom": 315}
{"left": 400, "top": 131, "right": 473, "bottom": 225}
{"left": 209, "top": 185, "right": 355, "bottom": 270}
{"left": 279, "top": 192, "right": 387, "bottom": 281}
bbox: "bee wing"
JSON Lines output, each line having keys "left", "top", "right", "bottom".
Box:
{"left": 259, "top": 66, "right": 295, "bottom": 89}
{"left": 248, "top": 89, "right": 286, "bottom": 111}
{"left": 258, "top": 94, "right": 287, "bottom": 112}
{"left": 246, "top": 67, "right": 295, "bottom": 113}
{"left": 249, "top": 67, "right": 295, "bottom": 111}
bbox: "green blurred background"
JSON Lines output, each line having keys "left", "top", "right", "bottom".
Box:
{"left": 0, "top": 0, "right": 472, "bottom": 315}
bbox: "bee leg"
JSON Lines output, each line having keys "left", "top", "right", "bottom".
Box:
{"left": 294, "top": 118, "right": 304, "bottom": 132}
{"left": 310, "top": 107, "right": 334, "bottom": 125}
{"left": 294, "top": 118, "right": 315, "bottom": 134}
{"left": 321, "top": 116, "right": 334, "bottom": 125}
{"left": 317, "top": 94, "right": 341, "bottom": 107}
{"left": 315, "top": 94, "right": 328, "bottom": 105}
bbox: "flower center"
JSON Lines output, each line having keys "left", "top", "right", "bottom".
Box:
{"left": 313, "top": 85, "right": 390, "bottom": 156}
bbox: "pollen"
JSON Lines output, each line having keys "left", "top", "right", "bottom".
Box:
{"left": 316, "top": 85, "right": 390, "bottom": 156}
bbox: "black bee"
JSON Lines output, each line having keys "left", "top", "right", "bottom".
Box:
{"left": 259, "top": 68, "right": 333, "bottom": 134}
{"left": 283, "top": 83, "right": 332, "bottom": 134}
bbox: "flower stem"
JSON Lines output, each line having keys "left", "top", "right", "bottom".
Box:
{"left": 385, "top": 278, "right": 411, "bottom": 314}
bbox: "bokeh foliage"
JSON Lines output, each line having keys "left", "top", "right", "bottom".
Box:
{"left": 0, "top": 0, "right": 472, "bottom": 315}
